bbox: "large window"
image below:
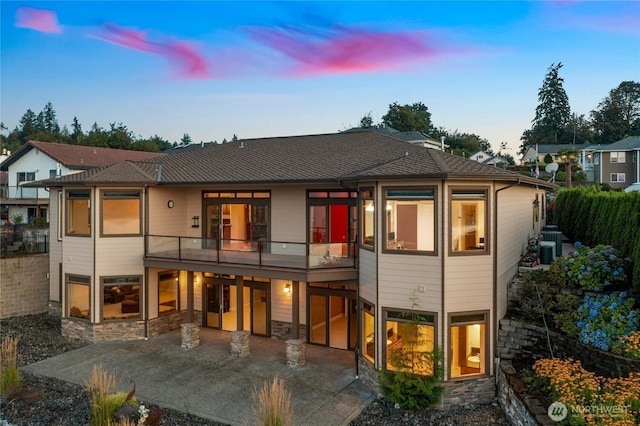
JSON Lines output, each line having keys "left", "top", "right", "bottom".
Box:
{"left": 16, "top": 171, "right": 35, "bottom": 185}
{"left": 610, "top": 152, "right": 626, "bottom": 163}
{"left": 361, "top": 188, "right": 375, "bottom": 249}
{"left": 384, "top": 309, "right": 436, "bottom": 375}
{"left": 308, "top": 190, "right": 357, "bottom": 258}
{"left": 449, "top": 312, "right": 487, "bottom": 378}
{"left": 361, "top": 300, "right": 375, "bottom": 364}
{"left": 67, "top": 275, "right": 90, "bottom": 320}
{"left": 450, "top": 189, "right": 487, "bottom": 253}
{"left": 611, "top": 173, "right": 626, "bottom": 183}
{"left": 102, "top": 276, "right": 141, "bottom": 320}
{"left": 66, "top": 190, "right": 91, "bottom": 236}
{"left": 158, "top": 271, "right": 179, "bottom": 315}
{"left": 101, "top": 191, "right": 141, "bottom": 236}
{"left": 384, "top": 188, "right": 435, "bottom": 252}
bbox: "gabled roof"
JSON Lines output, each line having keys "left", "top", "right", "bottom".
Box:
{"left": 31, "top": 131, "right": 555, "bottom": 189}
{"left": 592, "top": 136, "right": 640, "bottom": 151}
{"left": 0, "top": 141, "right": 165, "bottom": 171}
{"left": 523, "top": 143, "right": 591, "bottom": 154}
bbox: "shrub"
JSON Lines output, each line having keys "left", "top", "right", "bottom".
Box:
{"left": 614, "top": 331, "right": 640, "bottom": 360}
{"left": 84, "top": 364, "right": 143, "bottom": 426}
{"left": 549, "top": 242, "right": 630, "bottom": 291}
{"left": 533, "top": 357, "right": 640, "bottom": 425}
{"left": 576, "top": 293, "right": 639, "bottom": 352}
{"left": 252, "top": 376, "right": 294, "bottom": 426}
{"left": 0, "top": 337, "right": 21, "bottom": 395}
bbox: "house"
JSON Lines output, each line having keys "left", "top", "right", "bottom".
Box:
{"left": 589, "top": 136, "right": 640, "bottom": 189}
{"left": 33, "top": 130, "right": 554, "bottom": 405}
{"left": 520, "top": 143, "right": 591, "bottom": 166}
{"left": 469, "top": 151, "right": 509, "bottom": 167}
{"left": 344, "top": 126, "right": 448, "bottom": 150}
{"left": 0, "top": 141, "right": 164, "bottom": 223}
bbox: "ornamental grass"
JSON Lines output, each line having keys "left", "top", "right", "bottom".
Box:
{"left": 252, "top": 376, "right": 294, "bottom": 426}
{"left": 0, "top": 336, "right": 21, "bottom": 395}
{"left": 533, "top": 358, "right": 640, "bottom": 425}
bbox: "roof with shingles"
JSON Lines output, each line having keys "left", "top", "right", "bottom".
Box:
{"left": 31, "top": 131, "right": 555, "bottom": 189}
{"left": 0, "top": 141, "right": 165, "bottom": 171}
{"left": 593, "top": 136, "right": 640, "bottom": 151}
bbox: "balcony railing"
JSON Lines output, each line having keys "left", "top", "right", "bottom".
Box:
{"left": 145, "top": 235, "right": 357, "bottom": 270}
{"left": 6, "top": 186, "right": 40, "bottom": 199}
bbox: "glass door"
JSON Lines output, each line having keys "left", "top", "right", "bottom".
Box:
{"left": 205, "top": 281, "right": 220, "bottom": 328}
{"left": 205, "top": 204, "right": 219, "bottom": 250}
{"left": 309, "top": 294, "right": 327, "bottom": 345}
{"left": 251, "top": 287, "right": 269, "bottom": 335}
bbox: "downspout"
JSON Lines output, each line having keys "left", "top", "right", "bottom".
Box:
{"left": 144, "top": 184, "right": 149, "bottom": 339}
{"left": 92, "top": 186, "right": 97, "bottom": 326}
{"left": 440, "top": 179, "right": 446, "bottom": 379}
{"left": 493, "top": 179, "right": 520, "bottom": 377}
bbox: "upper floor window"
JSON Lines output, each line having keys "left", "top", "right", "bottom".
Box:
{"left": 611, "top": 173, "right": 626, "bottom": 183}
{"left": 16, "top": 172, "right": 35, "bottom": 185}
{"left": 450, "top": 189, "right": 487, "bottom": 254}
{"left": 361, "top": 188, "right": 375, "bottom": 249}
{"left": 66, "top": 190, "right": 91, "bottom": 236}
{"left": 384, "top": 188, "right": 436, "bottom": 253}
{"left": 594, "top": 153, "right": 600, "bottom": 165}
{"left": 101, "top": 191, "right": 141, "bottom": 236}
{"left": 610, "top": 152, "right": 626, "bottom": 163}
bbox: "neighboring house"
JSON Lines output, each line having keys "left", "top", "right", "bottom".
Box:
{"left": 469, "top": 151, "right": 509, "bottom": 167}
{"left": 33, "top": 130, "right": 554, "bottom": 405}
{"left": 0, "top": 141, "right": 165, "bottom": 223}
{"left": 520, "top": 143, "right": 591, "bottom": 166}
{"left": 590, "top": 136, "right": 640, "bottom": 189}
{"left": 344, "top": 126, "right": 448, "bottom": 150}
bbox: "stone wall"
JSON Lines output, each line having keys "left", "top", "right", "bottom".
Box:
{"left": 0, "top": 254, "right": 49, "bottom": 319}
{"left": 440, "top": 376, "right": 496, "bottom": 409}
{"left": 271, "top": 319, "right": 306, "bottom": 340}
{"left": 61, "top": 318, "right": 145, "bottom": 342}
{"left": 498, "top": 318, "right": 640, "bottom": 378}
{"left": 497, "top": 361, "right": 553, "bottom": 426}
{"left": 48, "top": 301, "right": 62, "bottom": 317}
{"left": 357, "top": 357, "right": 379, "bottom": 394}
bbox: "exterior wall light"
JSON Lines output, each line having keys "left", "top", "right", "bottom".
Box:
{"left": 284, "top": 283, "right": 291, "bottom": 294}
{"left": 192, "top": 216, "right": 200, "bottom": 228}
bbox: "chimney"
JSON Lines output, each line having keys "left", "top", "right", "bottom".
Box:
{"left": 440, "top": 136, "right": 445, "bottom": 152}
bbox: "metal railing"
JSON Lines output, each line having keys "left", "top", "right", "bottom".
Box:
{"left": 0, "top": 225, "right": 49, "bottom": 257}
{"left": 146, "top": 235, "right": 357, "bottom": 270}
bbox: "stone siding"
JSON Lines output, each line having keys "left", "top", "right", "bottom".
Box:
{"left": 148, "top": 311, "right": 188, "bottom": 337}
{"left": 61, "top": 318, "right": 145, "bottom": 342}
{"left": 498, "top": 361, "right": 553, "bottom": 426}
{"left": 440, "top": 376, "right": 496, "bottom": 409}
{"left": 48, "top": 301, "right": 62, "bottom": 317}
{"left": 498, "top": 318, "right": 640, "bottom": 378}
{"left": 271, "top": 320, "right": 306, "bottom": 340}
{"left": 0, "top": 254, "right": 49, "bottom": 318}
{"left": 357, "top": 357, "right": 380, "bottom": 394}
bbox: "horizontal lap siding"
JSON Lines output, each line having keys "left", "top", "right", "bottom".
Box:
{"left": 271, "top": 187, "right": 306, "bottom": 243}
{"left": 359, "top": 250, "right": 377, "bottom": 303}
{"left": 378, "top": 254, "right": 441, "bottom": 312}
{"left": 96, "top": 238, "right": 145, "bottom": 277}
{"left": 444, "top": 256, "right": 492, "bottom": 312}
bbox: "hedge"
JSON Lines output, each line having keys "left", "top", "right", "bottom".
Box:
{"left": 552, "top": 187, "right": 640, "bottom": 291}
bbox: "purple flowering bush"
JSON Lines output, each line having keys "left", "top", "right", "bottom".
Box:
{"left": 549, "top": 242, "right": 630, "bottom": 291}
{"left": 576, "top": 292, "right": 639, "bottom": 352}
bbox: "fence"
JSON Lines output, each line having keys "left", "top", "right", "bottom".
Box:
{"left": 0, "top": 225, "right": 49, "bottom": 257}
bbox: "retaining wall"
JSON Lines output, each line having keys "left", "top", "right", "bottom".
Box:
{"left": 0, "top": 254, "right": 49, "bottom": 318}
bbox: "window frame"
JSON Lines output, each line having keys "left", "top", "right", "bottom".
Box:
{"left": 158, "top": 271, "right": 179, "bottom": 316}
{"left": 382, "top": 307, "right": 437, "bottom": 375}
{"left": 448, "top": 310, "right": 489, "bottom": 380}
{"left": 610, "top": 152, "right": 626, "bottom": 163}
{"left": 360, "top": 299, "right": 376, "bottom": 365}
{"left": 610, "top": 173, "right": 626, "bottom": 183}
{"left": 360, "top": 188, "right": 375, "bottom": 251}
{"left": 16, "top": 171, "right": 35, "bottom": 185}
{"left": 100, "top": 190, "right": 142, "bottom": 237}
{"left": 66, "top": 274, "right": 91, "bottom": 321}
{"left": 449, "top": 187, "right": 489, "bottom": 255}
{"left": 101, "top": 276, "right": 142, "bottom": 321}
{"left": 66, "top": 189, "right": 91, "bottom": 237}
{"left": 382, "top": 186, "right": 437, "bottom": 255}
{"left": 57, "top": 191, "right": 63, "bottom": 241}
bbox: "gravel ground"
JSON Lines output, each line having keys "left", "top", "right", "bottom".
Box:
{"left": 1, "top": 314, "right": 510, "bottom": 425}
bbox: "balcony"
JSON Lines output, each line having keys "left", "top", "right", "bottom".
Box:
{"left": 6, "top": 186, "right": 40, "bottom": 199}
{"left": 145, "top": 235, "right": 357, "bottom": 272}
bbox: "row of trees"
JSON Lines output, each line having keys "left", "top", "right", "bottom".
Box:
{"left": 0, "top": 103, "right": 238, "bottom": 155}
{"left": 522, "top": 63, "right": 640, "bottom": 153}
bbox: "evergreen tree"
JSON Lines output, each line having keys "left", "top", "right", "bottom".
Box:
{"left": 18, "top": 109, "right": 37, "bottom": 144}
{"left": 382, "top": 102, "right": 432, "bottom": 133}
{"left": 180, "top": 133, "right": 192, "bottom": 145}
{"left": 590, "top": 81, "right": 640, "bottom": 144}
{"left": 521, "top": 63, "right": 571, "bottom": 152}
{"left": 42, "top": 102, "right": 60, "bottom": 133}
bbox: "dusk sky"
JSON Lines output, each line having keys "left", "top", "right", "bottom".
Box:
{"left": 1, "top": 1, "right": 639, "bottom": 154}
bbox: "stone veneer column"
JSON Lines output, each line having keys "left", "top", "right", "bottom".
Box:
{"left": 231, "top": 330, "right": 250, "bottom": 358}
{"left": 286, "top": 339, "right": 305, "bottom": 367}
{"left": 181, "top": 323, "right": 200, "bottom": 349}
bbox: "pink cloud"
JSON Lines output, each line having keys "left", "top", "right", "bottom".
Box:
{"left": 248, "top": 25, "right": 447, "bottom": 76}
{"left": 15, "top": 7, "right": 61, "bottom": 34}
{"left": 93, "top": 23, "right": 209, "bottom": 79}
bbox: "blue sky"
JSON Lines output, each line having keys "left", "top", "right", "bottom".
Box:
{"left": 1, "top": 1, "right": 639, "bottom": 153}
